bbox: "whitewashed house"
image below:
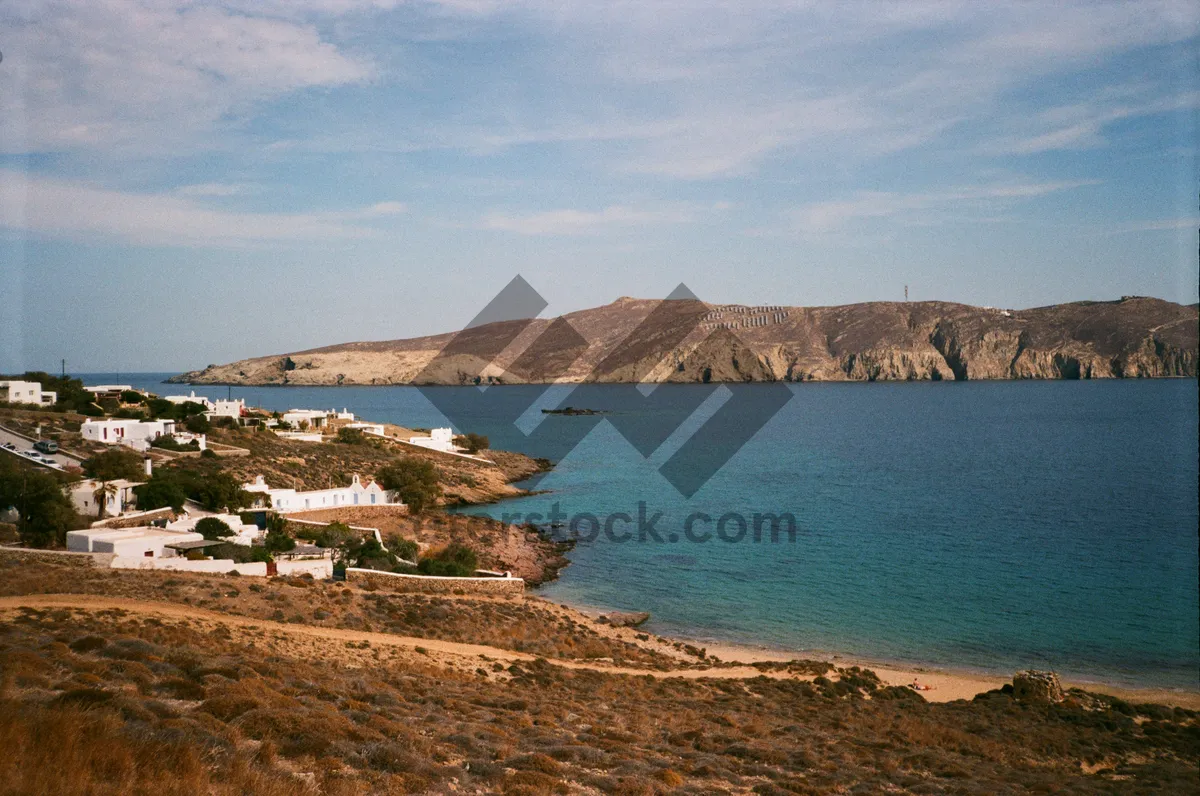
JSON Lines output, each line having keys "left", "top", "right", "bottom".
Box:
{"left": 0, "top": 380, "right": 55, "bottom": 406}
{"left": 82, "top": 418, "right": 176, "bottom": 450}
{"left": 281, "top": 408, "right": 331, "bottom": 429}
{"left": 405, "top": 427, "right": 462, "bottom": 453}
{"left": 69, "top": 478, "right": 144, "bottom": 518}
{"left": 242, "top": 474, "right": 400, "bottom": 513}
{"left": 209, "top": 398, "right": 245, "bottom": 420}
{"left": 343, "top": 422, "right": 385, "bottom": 436}
{"left": 67, "top": 527, "right": 204, "bottom": 557}
{"left": 163, "top": 391, "right": 213, "bottom": 410}
{"left": 84, "top": 385, "right": 135, "bottom": 400}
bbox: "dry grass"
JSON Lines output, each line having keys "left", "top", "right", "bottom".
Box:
{"left": 0, "top": 562, "right": 1196, "bottom": 794}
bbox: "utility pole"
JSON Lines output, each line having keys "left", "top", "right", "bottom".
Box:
{"left": 61, "top": 359, "right": 66, "bottom": 379}
{"left": 904, "top": 285, "right": 909, "bottom": 302}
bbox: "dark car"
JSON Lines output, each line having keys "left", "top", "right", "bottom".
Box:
{"left": 33, "top": 440, "right": 58, "bottom": 455}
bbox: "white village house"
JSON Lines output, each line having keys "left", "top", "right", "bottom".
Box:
{"left": 242, "top": 474, "right": 400, "bottom": 512}
{"left": 163, "top": 391, "right": 213, "bottom": 410}
{"left": 67, "top": 526, "right": 204, "bottom": 558}
{"left": 83, "top": 384, "right": 136, "bottom": 400}
{"left": 209, "top": 398, "right": 245, "bottom": 420}
{"left": 0, "top": 380, "right": 56, "bottom": 406}
{"left": 81, "top": 418, "right": 176, "bottom": 450}
{"left": 404, "top": 427, "right": 462, "bottom": 454}
{"left": 69, "top": 478, "right": 144, "bottom": 518}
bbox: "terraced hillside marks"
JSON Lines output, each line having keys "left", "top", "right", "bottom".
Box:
{"left": 172, "top": 296, "right": 1198, "bottom": 385}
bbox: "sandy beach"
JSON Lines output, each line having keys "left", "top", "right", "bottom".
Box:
{"left": 546, "top": 599, "right": 1200, "bottom": 709}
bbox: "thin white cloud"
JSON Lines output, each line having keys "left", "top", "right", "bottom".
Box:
{"left": 481, "top": 205, "right": 694, "bottom": 236}
{"left": 1106, "top": 217, "right": 1200, "bottom": 234}
{"left": 0, "top": 171, "right": 405, "bottom": 246}
{"left": 175, "top": 183, "right": 251, "bottom": 197}
{"left": 792, "top": 181, "right": 1100, "bottom": 233}
{"left": 0, "top": 0, "right": 372, "bottom": 155}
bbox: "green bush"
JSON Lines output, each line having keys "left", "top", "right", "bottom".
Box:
{"left": 195, "top": 517, "right": 233, "bottom": 541}
{"left": 150, "top": 436, "right": 200, "bottom": 452}
{"left": 337, "top": 427, "right": 367, "bottom": 445}
{"left": 264, "top": 529, "right": 295, "bottom": 554}
{"left": 386, "top": 535, "right": 419, "bottom": 562}
{"left": 458, "top": 432, "right": 490, "bottom": 453}
{"left": 376, "top": 457, "right": 441, "bottom": 513}
{"left": 417, "top": 544, "right": 477, "bottom": 577}
{"left": 83, "top": 448, "right": 144, "bottom": 482}
{"left": 185, "top": 414, "right": 211, "bottom": 433}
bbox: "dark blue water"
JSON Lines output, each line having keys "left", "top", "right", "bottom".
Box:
{"left": 98, "top": 374, "right": 1199, "bottom": 690}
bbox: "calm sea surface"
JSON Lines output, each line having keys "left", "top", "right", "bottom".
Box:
{"left": 101, "top": 374, "right": 1199, "bottom": 690}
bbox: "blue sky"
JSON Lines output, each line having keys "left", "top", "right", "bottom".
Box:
{"left": 1, "top": 0, "right": 1197, "bottom": 372}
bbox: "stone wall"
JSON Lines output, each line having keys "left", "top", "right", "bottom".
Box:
{"left": 91, "top": 508, "right": 175, "bottom": 529}
{"left": 0, "top": 546, "right": 112, "bottom": 568}
{"left": 345, "top": 567, "right": 524, "bottom": 597}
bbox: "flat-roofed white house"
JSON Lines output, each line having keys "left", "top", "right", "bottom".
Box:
{"left": 69, "top": 478, "right": 144, "bottom": 518}
{"left": 163, "top": 391, "right": 213, "bottom": 410}
{"left": 281, "top": 408, "right": 331, "bottom": 429}
{"left": 84, "top": 384, "right": 135, "bottom": 400}
{"left": 343, "top": 422, "right": 385, "bottom": 436}
{"left": 81, "top": 418, "right": 176, "bottom": 450}
{"left": 242, "top": 474, "right": 400, "bottom": 512}
{"left": 404, "top": 427, "right": 462, "bottom": 453}
{"left": 0, "top": 380, "right": 55, "bottom": 406}
{"left": 67, "top": 527, "right": 204, "bottom": 557}
{"left": 209, "top": 398, "right": 245, "bottom": 419}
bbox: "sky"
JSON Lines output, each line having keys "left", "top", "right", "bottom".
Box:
{"left": 0, "top": 0, "right": 1197, "bottom": 372}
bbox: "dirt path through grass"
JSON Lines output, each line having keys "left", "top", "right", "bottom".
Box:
{"left": 0, "top": 593, "right": 784, "bottom": 681}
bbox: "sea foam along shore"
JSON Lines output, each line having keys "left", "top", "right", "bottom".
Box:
{"left": 548, "top": 598, "right": 1200, "bottom": 709}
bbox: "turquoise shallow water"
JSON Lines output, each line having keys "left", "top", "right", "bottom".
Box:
{"left": 107, "top": 375, "right": 1199, "bottom": 689}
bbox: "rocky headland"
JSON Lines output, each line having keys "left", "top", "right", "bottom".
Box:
{"left": 171, "top": 295, "right": 1198, "bottom": 385}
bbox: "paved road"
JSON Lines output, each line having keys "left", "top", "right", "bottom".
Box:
{"left": 0, "top": 425, "right": 81, "bottom": 470}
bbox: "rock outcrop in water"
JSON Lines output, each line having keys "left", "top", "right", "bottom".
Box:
{"left": 171, "top": 296, "right": 1197, "bottom": 385}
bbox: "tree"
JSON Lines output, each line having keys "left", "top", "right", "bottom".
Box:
{"left": 194, "top": 517, "right": 232, "bottom": 541}
{"left": 133, "top": 473, "right": 188, "bottom": 511}
{"left": 337, "top": 427, "right": 366, "bottom": 445}
{"left": 92, "top": 481, "right": 118, "bottom": 520}
{"left": 385, "top": 534, "right": 419, "bottom": 563}
{"left": 83, "top": 448, "right": 144, "bottom": 482}
{"left": 457, "top": 432, "right": 490, "bottom": 453}
{"left": 0, "top": 458, "right": 81, "bottom": 548}
{"left": 375, "top": 457, "right": 441, "bottom": 513}
{"left": 185, "top": 414, "right": 211, "bottom": 433}
{"left": 262, "top": 512, "right": 295, "bottom": 553}
{"left": 264, "top": 528, "right": 296, "bottom": 553}
{"left": 417, "top": 543, "right": 477, "bottom": 577}
{"left": 119, "top": 390, "right": 145, "bottom": 404}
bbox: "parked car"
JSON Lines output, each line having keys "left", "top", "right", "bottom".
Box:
{"left": 33, "top": 440, "right": 58, "bottom": 454}
{"left": 1, "top": 442, "right": 15, "bottom": 450}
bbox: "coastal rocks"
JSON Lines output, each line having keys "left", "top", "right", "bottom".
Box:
{"left": 1012, "top": 670, "right": 1064, "bottom": 704}
{"left": 597, "top": 611, "right": 650, "bottom": 628}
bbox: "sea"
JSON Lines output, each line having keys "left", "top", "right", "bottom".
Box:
{"left": 95, "top": 374, "right": 1199, "bottom": 691}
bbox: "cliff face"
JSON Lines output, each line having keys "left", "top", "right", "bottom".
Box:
{"left": 171, "top": 296, "right": 1198, "bottom": 385}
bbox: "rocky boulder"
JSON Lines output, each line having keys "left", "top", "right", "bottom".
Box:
{"left": 597, "top": 611, "right": 650, "bottom": 628}
{"left": 1012, "top": 670, "right": 1064, "bottom": 704}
